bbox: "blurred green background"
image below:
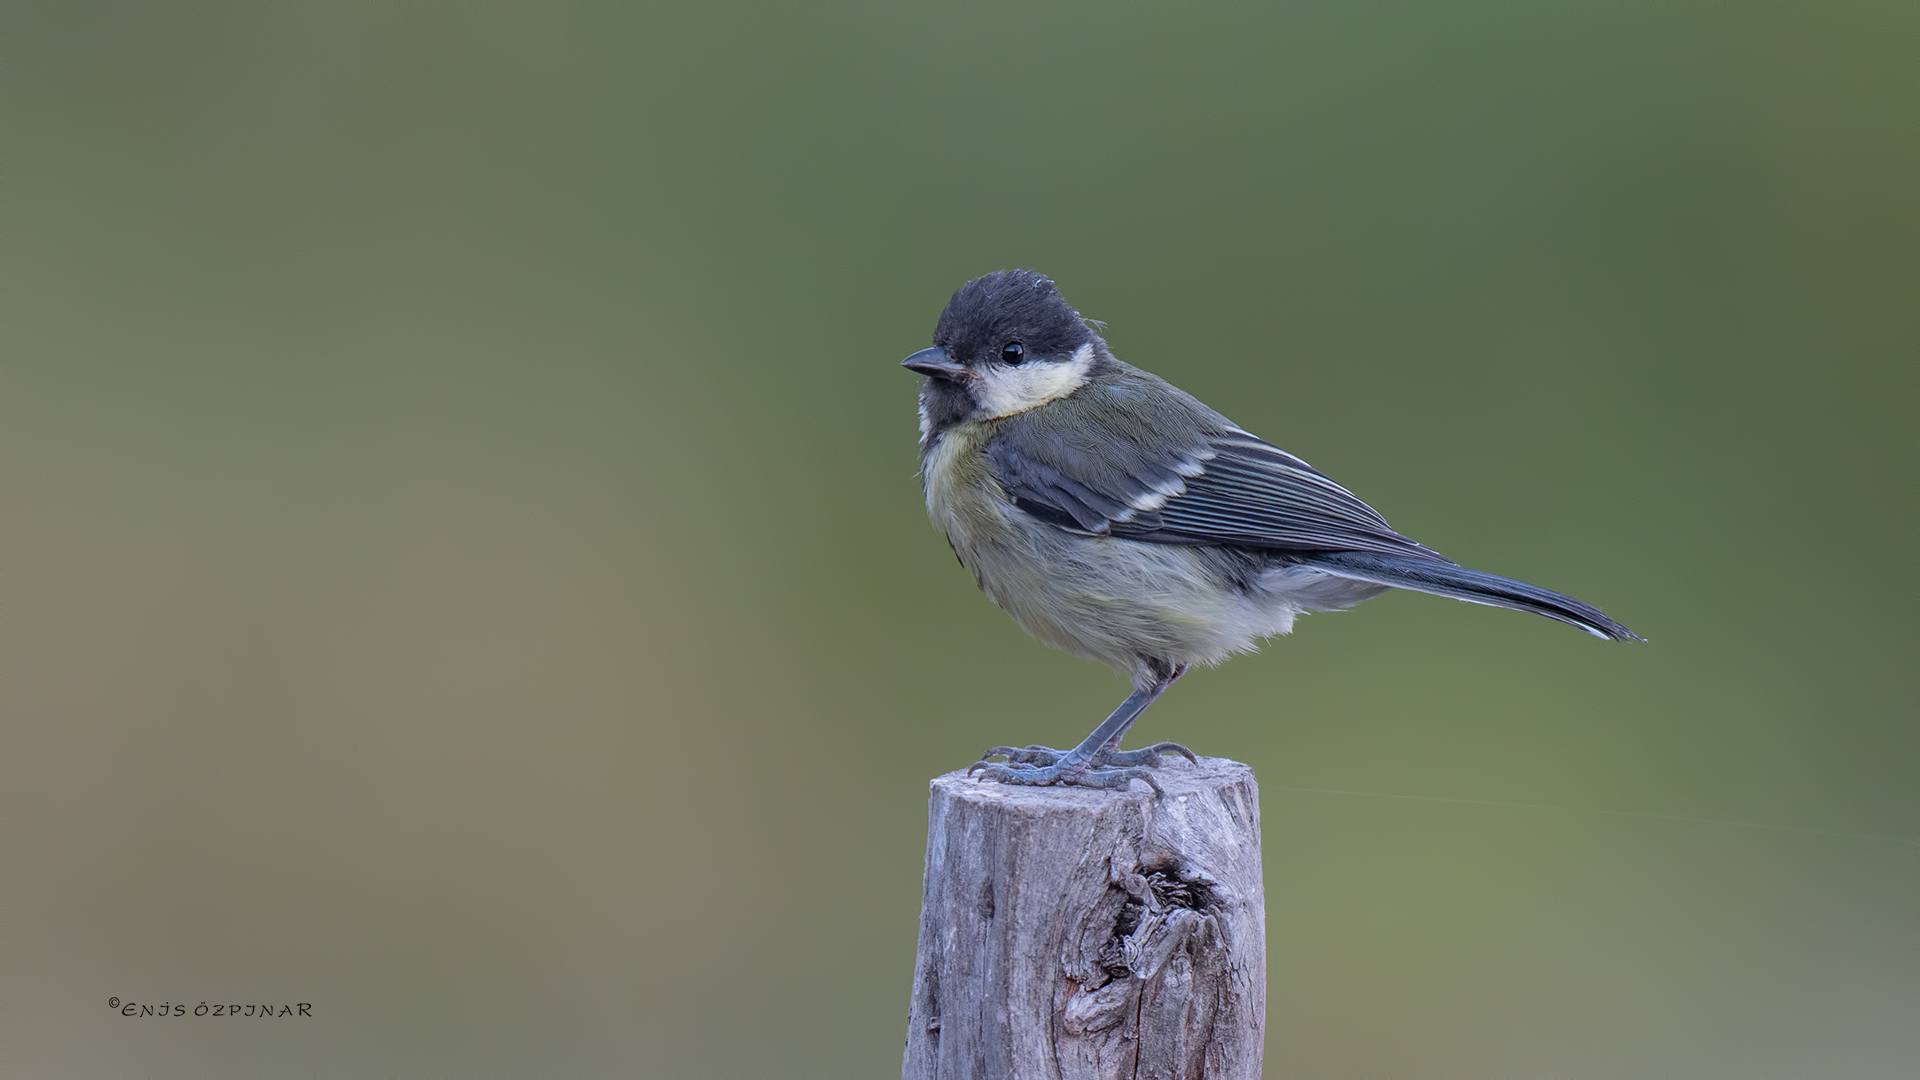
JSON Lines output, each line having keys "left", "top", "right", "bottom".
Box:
{"left": 2, "top": 2, "right": 1915, "bottom": 1076}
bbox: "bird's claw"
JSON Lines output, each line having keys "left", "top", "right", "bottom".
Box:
{"left": 966, "top": 740, "right": 1196, "bottom": 795}
{"left": 972, "top": 744, "right": 1065, "bottom": 768}
{"left": 1102, "top": 741, "right": 1197, "bottom": 767}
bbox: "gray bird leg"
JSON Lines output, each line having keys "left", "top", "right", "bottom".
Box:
{"left": 968, "top": 663, "right": 1195, "bottom": 794}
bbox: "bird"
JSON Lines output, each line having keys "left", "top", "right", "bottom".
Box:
{"left": 901, "top": 268, "right": 1639, "bottom": 795}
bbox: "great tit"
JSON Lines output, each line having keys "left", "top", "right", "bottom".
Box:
{"left": 902, "top": 269, "right": 1639, "bottom": 794}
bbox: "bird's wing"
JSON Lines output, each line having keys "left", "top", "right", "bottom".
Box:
{"left": 985, "top": 393, "right": 1450, "bottom": 561}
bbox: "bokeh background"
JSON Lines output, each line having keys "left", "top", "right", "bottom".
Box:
{"left": 3, "top": 2, "right": 1916, "bottom": 1077}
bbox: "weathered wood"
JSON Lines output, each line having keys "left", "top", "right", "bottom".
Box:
{"left": 903, "top": 757, "right": 1264, "bottom": 1080}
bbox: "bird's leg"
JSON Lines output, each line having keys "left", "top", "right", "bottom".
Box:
{"left": 969, "top": 662, "right": 1195, "bottom": 794}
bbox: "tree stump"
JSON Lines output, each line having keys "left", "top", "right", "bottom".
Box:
{"left": 902, "top": 757, "right": 1264, "bottom": 1080}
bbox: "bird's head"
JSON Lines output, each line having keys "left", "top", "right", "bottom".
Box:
{"left": 902, "top": 269, "right": 1110, "bottom": 439}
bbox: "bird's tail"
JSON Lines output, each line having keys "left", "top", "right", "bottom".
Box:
{"left": 1307, "top": 551, "right": 1642, "bottom": 642}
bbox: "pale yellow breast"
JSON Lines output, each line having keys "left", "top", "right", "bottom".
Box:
{"left": 920, "top": 420, "right": 1009, "bottom": 556}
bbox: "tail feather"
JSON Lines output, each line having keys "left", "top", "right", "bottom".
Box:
{"left": 1307, "top": 551, "right": 1641, "bottom": 642}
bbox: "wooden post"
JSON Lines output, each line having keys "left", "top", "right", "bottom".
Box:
{"left": 902, "top": 757, "right": 1264, "bottom": 1080}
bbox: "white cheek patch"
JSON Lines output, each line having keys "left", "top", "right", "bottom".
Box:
{"left": 973, "top": 343, "right": 1096, "bottom": 419}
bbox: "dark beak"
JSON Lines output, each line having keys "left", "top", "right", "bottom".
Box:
{"left": 900, "top": 346, "right": 971, "bottom": 382}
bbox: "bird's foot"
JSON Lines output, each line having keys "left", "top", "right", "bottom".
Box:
{"left": 966, "top": 741, "right": 1197, "bottom": 795}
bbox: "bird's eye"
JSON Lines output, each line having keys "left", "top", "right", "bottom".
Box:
{"left": 1001, "top": 342, "right": 1025, "bottom": 365}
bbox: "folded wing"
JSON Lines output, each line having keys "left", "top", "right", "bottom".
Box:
{"left": 987, "top": 422, "right": 1450, "bottom": 563}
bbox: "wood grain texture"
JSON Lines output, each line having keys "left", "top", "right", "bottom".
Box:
{"left": 902, "top": 758, "right": 1264, "bottom": 1080}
